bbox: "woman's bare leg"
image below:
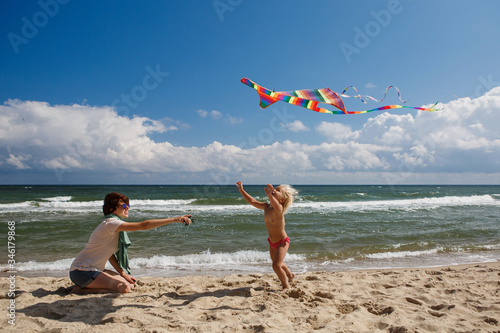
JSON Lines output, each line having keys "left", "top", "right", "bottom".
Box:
{"left": 70, "top": 270, "right": 133, "bottom": 294}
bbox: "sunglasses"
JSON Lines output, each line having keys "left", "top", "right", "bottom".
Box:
{"left": 121, "top": 204, "right": 130, "bottom": 209}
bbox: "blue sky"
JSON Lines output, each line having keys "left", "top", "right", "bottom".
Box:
{"left": 1, "top": 0, "right": 500, "bottom": 184}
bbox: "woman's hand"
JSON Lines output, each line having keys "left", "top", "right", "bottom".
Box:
{"left": 121, "top": 272, "right": 137, "bottom": 284}
{"left": 180, "top": 215, "right": 193, "bottom": 226}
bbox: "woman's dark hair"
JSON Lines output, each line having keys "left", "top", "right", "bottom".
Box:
{"left": 102, "top": 192, "right": 130, "bottom": 215}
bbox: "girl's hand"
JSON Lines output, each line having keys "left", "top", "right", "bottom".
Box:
{"left": 264, "top": 184, "right": 273, "bottom": 195}
{"left": 236, "top": 181, "right": 243, "bottom": 191}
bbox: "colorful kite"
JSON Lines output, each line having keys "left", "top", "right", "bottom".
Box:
{"left": 241, "top": 78, "right": 440, "bottom": 115}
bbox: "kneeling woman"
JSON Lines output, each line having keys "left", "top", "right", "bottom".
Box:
{"left": 69, "top": 192, "right": 192, "bottom": 294}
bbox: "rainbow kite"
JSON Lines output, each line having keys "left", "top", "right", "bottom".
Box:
{"left": 241, "top": 78, "right": 440, "bottom": 115}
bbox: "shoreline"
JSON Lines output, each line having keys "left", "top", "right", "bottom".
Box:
{"left": 7, "top": 255, "right": 500, "bottom": 278}
{"left": 2, "top": 261, "right": 499, "bottom": 332}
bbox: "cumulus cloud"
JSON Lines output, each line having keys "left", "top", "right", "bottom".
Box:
{"left": 197, "top": 109, "right": 242, "bottom": 124}
{"left": 226, "top": 115, "right": 243, "bottom": 125}
{"left": 1, "top": 87, "right": 500, "bottom": 184}
{"left": 159, "top": 116, "right": 190, "bottom": 131}
{"left": 7, "top": 154, "right": 31, "bottom": 169}
{"left": 316, "top": 122, "right": 358, "bottom": 143}
{"left": 197, "top": 109, "right": 222, "bottom": 119}
{"left": 283, "top": 120, "right": 309, "bottom": 132}
{"left": 319, "top": 89, "right": 500, "bottom": 175}
{"left": 0, "top": 100, "right": 168, "bottom": 172}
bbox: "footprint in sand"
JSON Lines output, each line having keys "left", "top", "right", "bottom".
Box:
{"left": 362, "top": 302, "right": 395, "bottom": 316}
{"left": 335, "top": 303, "right": 357, "bottom": 314}
{"left": 406, "top": 297, "right": 423, "bottom": 306}
{"left": 429, "top": 304, "right": 455, "bottom": 311}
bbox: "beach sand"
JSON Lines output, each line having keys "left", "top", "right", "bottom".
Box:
{"left": 2, "top": 262, "right": 499, "bottom": 332}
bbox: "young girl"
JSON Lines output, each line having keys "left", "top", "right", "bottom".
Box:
{"left": 236, "top": 181, "right": 298, "bottom": 290}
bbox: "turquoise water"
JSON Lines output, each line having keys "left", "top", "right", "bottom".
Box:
{"left": 1, "top": 185, "right": 499, "bottom": 277}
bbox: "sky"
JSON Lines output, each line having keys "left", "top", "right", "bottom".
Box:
{"left": 1, "top": 0, "right": 500, "bottom": 185}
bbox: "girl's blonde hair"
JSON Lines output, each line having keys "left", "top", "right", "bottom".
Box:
{"left": 280, "top": 184, "right": 298, "bottom": 214}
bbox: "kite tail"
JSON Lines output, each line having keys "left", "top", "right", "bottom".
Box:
{"left": 340, "top": 86, "right": 408, "bottom": 104}
{"left": 341, "top": 102, "right": 442, "bottom": 114}
{"left": 422, "top": 102, "right": 442, "bottom": 112}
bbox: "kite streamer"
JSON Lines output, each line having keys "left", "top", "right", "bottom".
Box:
{"left": 241, "top": 78, "right": 440, "bottom": 115}
{"left": 340, "top": 85, "right": 407, "bottom": 104}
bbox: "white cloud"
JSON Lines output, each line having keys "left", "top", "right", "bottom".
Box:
{"left": 159, "top": 116, "right": 189, "bottom": 131}
{"left": 0, "top": 100, "right": 169, "bottom": 172}
{"left": 227, "top": 115, "right": 243, "bottom": 125}
{"left": 210, "top": 110, "right": 223, "bottom": 119}
{"left": 7, "top": 154, "right": 31, "bottom": 169}
{"left": 197, "top": 109, "right": 242, "bottom": 124}
{"left": 316, "top": 122, "right": 358, "bottom": 142}
{"left": 196, "top": 109, "right": 208, "bottom": 117}
{"left": 283, "top": 120, "right": 309, "bottom": 132}
{"left": 197, "top": 109, "right": 222, "bottom": 119}
{"left": 1, "top": 87, "right": 500, "bottom": 184}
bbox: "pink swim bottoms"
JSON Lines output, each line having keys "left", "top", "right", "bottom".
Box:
{"left": 267, "top": 236, "right": 290, "bottom": 250}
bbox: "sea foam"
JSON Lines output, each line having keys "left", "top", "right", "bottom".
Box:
{"left": 1, "top": 194, "right": 497, "bottom": 215}
{"left": 2, "top": 250, "right": 306, "bottom": 272}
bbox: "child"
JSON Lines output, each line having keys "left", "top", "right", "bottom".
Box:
{"left": 236, "top": 181, "right": 298, "bottom": 291}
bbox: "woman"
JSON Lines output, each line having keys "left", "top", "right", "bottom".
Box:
{"left": 69, "top": 192, "right": 192, "bottom": 294}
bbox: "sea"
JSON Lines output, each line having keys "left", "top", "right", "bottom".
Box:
{"left": 1, "top": 185, "right": 499, "bottom": 278}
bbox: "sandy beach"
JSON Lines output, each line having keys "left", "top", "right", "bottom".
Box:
{"left": 2, "top": 262, "right": 499, "bottom": 332}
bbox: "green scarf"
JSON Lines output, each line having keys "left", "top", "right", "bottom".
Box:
{"left": 105, "top": 214, "right": 132, "bottom": 274}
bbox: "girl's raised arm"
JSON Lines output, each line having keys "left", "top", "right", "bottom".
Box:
{"left": 236, "top": 181, "right": 268, "bottom": 210}
{"left": 264, "top": 184, "right": 283, "bottom": 214}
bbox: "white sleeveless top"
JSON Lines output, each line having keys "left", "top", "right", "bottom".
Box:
{"left": 70, "top": 217, "right": 123, "bottom": 271}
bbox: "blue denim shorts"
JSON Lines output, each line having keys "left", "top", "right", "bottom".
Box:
{"left": 69, "top": 269, "right": 102, "bottom": 288}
